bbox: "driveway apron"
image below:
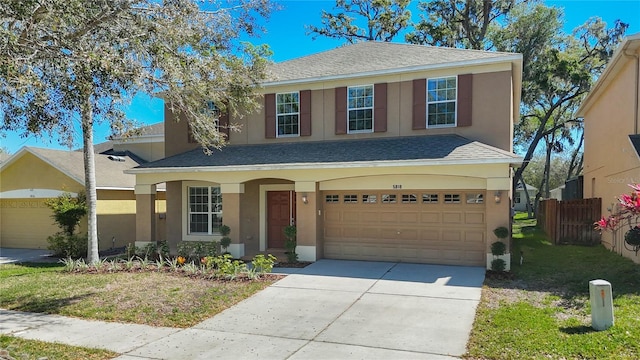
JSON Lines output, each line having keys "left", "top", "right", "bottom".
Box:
{"left": 126, "top": 260, "right": 484, "bottom": 360}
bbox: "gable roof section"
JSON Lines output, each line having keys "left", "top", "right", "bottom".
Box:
{"left": 266, "top": 41, "right": 522, "bottom": 85}
{"left": 577, "top": 33, "right": 640, "bottom": 117}
{"left": 1, "top": 147, "right": 141, "bottom": 190}
{"left": 128, "top": 135, "right": 522, "bottom": 173}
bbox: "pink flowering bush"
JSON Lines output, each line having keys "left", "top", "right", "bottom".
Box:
{"left": 596, "top": 184, "right": 640, "bottom": 248}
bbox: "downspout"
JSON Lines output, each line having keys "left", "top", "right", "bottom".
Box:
{"left": 623, "top": 44, "right": 639, "bottom": 134}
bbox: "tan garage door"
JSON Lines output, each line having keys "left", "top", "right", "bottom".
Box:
{"left": 1, "top": 199, "right": 59, "bottom": 249}
{"left": 323, "top": 190, "right": 486, "bottom": 266}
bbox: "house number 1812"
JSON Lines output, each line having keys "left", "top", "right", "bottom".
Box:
{"left": 392, "top": 184, "right": 402, "bottom": 189}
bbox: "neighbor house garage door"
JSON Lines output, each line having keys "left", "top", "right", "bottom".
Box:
{"left": 323, "top": 190, "right": 486, "bottom": 266}
{"left": 0, "top": 199, "right": 58, "bottom": 249}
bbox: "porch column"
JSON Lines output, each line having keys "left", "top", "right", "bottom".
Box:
{"left": 135, "top": 184, "right": 157, "bottom": 247}
{"left": 221, "top": 183, "right": 244, "bottom": 258}
{"left": 295, "top": 181, "right": 318, "bottom": 261}
{"left": 486, "top": 177, "right": 511, "bottom": 270}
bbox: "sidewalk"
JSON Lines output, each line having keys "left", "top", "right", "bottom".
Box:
{"left": 0, "top": 310, "right": 179, "bottom": 355}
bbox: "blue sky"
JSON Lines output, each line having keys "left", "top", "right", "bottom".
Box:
{"left": 2, "top": 0, "right": 639, "bottom": 154}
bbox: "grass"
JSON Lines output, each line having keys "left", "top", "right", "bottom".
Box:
{"left": 0, "top": 263, "right": 275, "bottom": 328}
{"left": 467, "top": 212, "right": 640, "bottom": 359}
{"left": 0, "top": 335, "right": 116, "bottom": 360}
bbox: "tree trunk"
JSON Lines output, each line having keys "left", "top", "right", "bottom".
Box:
{"left": 81, "top": 93, "right": 99, "bottom": 264}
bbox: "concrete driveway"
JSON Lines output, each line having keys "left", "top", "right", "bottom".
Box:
{"left": 0, "top": 248, "right": 54, "bottom": 264}
{"left": 123, "top": 260, "right": 485, "bottom": 359}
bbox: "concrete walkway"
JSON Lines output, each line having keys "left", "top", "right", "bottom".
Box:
{"left": 0, "top": 260, "right": 485, "bottom": 359}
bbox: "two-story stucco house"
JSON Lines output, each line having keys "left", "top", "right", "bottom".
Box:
{"left": 578, "top": 33, "right": 640, "bottom": 263}
{"left": 127, "top": 42, "right": 523, "bottom": 268}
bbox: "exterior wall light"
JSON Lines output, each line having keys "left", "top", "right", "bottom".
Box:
{"left": 302, "top": 193, "right": 309, "bottom": 204}
{"left": 494, "top": 191, "right": 502, "bottom": 204}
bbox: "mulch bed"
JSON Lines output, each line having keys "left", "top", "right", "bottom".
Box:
{"left": 274, "top": 261, "right": 312, "bottom": 268}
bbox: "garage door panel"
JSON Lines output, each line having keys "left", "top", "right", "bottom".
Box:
{"left": 442, "top": 212, "right": 462, "bottom": 224}
{"left": 465, "top": 212, "right": 485, "bottom": 224}
{"left": 420, "top": 212, "right": 441, "bottom": 224}
{"left": 398, "top": 212, "right": 419, "bottom": 223}
{"left": 323, "top": 190, "right": 486, "bottom": 266}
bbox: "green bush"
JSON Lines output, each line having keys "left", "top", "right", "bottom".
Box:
{"left": 493, "top": 226, "right": 509, "bottom": 240}
{"left": 490, "top": 241, "right": 507, "bottom": 256}
{"left": 44, "top": 192, "right": 87, "bottom": 236}
{"left": 47, "top": 233, "right": 88, "bottom": 259}
{"left": 177, "top": 241, "right": 218, "bottom": 262}
{"left": 251, "top": 254, "right": 277, "bottom": 274}
{"left": 284, "top": 225, "right": 298, "bottom": 263}
{"left": 491, "top": 258, "right": 506, "bottom": 272}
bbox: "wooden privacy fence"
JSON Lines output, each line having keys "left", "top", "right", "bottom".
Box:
{"left": 537, "top": 198, "right": 602, "bottom": 245}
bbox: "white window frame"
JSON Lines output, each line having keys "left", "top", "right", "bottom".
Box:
{"left": 347, "top": 84, "right": 374, "bottom": 134}
{"left": 426, "top": 76, "right": 457, "bottom": 128}
{"left": 276, "top": 92, "right": 300, "bottom": 138}
{"left": 183, "top": 182, "right": 223, "bottom": 241}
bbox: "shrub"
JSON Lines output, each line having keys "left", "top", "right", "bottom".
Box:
{"left": 177, "top": 241, "right": 218, "bottom": 261}
{"left": 252, "top": 254, "right": 277, "bottom": 274}
{"left": 44, "top": 192, "right": 87, "bottom": 236}
{"left": 47, "top": 233, "right": 88, "bottom": 259}
{"left": 491, "top": 258, "right": 506, "bottom": 272}
{"left": 493, "top": 226, "right": 509, "bottom": 240}
{"left": 490, "top": 241, "right": 507, "bottom": 256}
{"left": 219, "top": 225, "right": 231, "bottom": 253}
{"left": 284, "top": 225, "right": 298, "bottom": 263}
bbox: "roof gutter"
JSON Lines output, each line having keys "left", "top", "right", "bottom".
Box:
{"left": 623, "top": 43, "right": 640, "bottom": 134}
{"left": 125, "top": 156, "right": 524, "bottom": 175}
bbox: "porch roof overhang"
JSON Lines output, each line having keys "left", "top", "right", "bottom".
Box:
{"left": 125, "top": 135, "right": 523, "bottom": 175}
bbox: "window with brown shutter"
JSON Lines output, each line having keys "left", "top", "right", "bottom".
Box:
{"left": 335, "top": 87, "right": 347, "bottom": 134}
{"left": 457, "top": 74, "right": 473, "bottom": 127}
{"left": 300, "top": 90, "right": 311, "bottom": 136}
{"left": 374, "top": 83, "right": 387, "bottom": 132}
{"left": 264, "top": 93, "right": 276, "bottom": 138}
{"left": 412, "top": 79, "right": 427, "bottom": 130}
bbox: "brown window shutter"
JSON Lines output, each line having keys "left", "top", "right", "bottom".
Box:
{"left": 300, "top": 90, "right": 311, "bottom": 136}
{"left": 374, "top": 83, "right": 387, "bottom": 132}
{"left": 412, "top": 79, "right": 426, "bottom": 130}
{"left": 264, "top": 93, "right": 276, "bottom": 138}
{"left": 218, "top": 110, "right": 230, "bottom": 140}
{"left": 457, "top": 74, "right": 473, "bottom": 127}
{"left": 335, "top": 86, "right": 347, "bottom": 135}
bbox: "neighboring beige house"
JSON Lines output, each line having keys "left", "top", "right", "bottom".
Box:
{"left": 0, "top": 123, "right": 166, "bottom": 251}
{"left": 578, "top": 33, "right": 640, "bottom": 263}
{"left": 513, "top": 183, "right": 537, "bottom": 212}
{"left": 127, "top": 42, "right": 523, "bottom": 268}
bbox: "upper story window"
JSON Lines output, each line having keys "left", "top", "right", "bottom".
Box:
{"left": 276, "top": 92, "right": 300, "bottom": 137}
{"left": 427, "top": 77, "right": 457, "bottom": 127}
{"left": 348, "top": 85, "right": 373, "bottom": 133}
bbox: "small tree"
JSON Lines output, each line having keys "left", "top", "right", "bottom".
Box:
{"left": 45, "top": 192, "right": 87, "bottom": 236}
{"left": 44, "top": 192, "right": 88, "bottom": 258}
{"left": 219, "top": 225, "right": 232, "bottom": 254}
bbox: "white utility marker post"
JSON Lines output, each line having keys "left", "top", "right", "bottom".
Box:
{"left": 589, "top": 279, "right": 614, "bottom": 330}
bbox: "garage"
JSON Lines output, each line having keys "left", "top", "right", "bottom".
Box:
{"left": 323, "top": 190, "right": 486, "bottom": 266}
{"left": 0, "top": 199, "right": 59, "bottom": 249}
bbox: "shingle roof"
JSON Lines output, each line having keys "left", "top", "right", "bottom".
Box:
{"left": 24, "top": 147, "right": 141, "bottom": 189}
{"left": 267, "top": 42, "right": 518, "bottom": 83}
{"left": 134, "top": 135, "right": 521, "bottom": 171}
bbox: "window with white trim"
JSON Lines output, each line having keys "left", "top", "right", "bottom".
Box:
{"left": 276, "top": 92, "right": 300, "bottom": 137}
{"left": 444, "top": 194, "right": 461, "bottom": 204}
{"left": 427, "top": 77, "right": 456, "bottom": 127}
{"left": 188, "top": 186, "right": 222, "bottom": 234}
{"left": 348, "top": 85, "right": 373, "bottom": 133}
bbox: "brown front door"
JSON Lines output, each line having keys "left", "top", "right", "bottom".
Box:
{"left": 267, "top": 191, "right": 296, "bottom": 248}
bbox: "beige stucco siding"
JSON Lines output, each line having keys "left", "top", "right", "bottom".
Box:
{"left": 113, "top": 141, "right": 165, "bottom": 162}
{"left": 583, "top": 45, "right": 640, "bottom": 263}
{"left": 164, "top": 65, "right": 515, "bottom": 155}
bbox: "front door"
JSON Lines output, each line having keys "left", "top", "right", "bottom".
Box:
{"left": 267, "top": 191, "right": 296, "bottom": 248}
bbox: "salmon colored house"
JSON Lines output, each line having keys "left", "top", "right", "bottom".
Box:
{"left": 127, "top": 42, "right": 523, "bottom": 268}
{"left": 578, "top": 33, "right": 640, "bottom": 263}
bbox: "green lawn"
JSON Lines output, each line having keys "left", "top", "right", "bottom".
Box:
{"left": 0, "top": 263, "right": 275, "bottom": 328}
{"left": 0, "top": 335, "right": 116, "bottom": 360}
{"left": 467, "top": 213, "right": 640, "bottom": 359}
